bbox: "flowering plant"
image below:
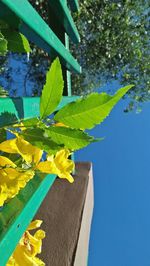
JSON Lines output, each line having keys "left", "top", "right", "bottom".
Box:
{"left": 0, "top": 57, "right": 134, "bottom": 207}
{"left": 7, "top": 219, "right": 45, "bottom": 266}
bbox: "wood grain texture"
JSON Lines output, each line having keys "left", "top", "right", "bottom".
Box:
{"left": 35, "top": 162, "right": 94, "bottom": 266}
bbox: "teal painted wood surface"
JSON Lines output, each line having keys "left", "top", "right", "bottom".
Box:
{"left": 68, "top": 0, "right": 79, "bottom": 12}
{"left": 0, "top": 96, "right": 79, "bottom": 120}
{"left": 48, "top": 0, "right": 80, "bottom": 44}
{"left": 0, "top": 173, "right": 56, "bottom": 265}
{"left": 0, "top": 0, "right": 81, "bottom": 73}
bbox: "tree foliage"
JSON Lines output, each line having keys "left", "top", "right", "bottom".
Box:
{"left": 71, "top": 0, "right": 150, "bottom": 112}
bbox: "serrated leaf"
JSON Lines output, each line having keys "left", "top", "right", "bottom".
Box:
{"left": 45, "top": 126, "right": 99, "bottom": 151}
{"left": 2, "top": 29, "right": 30, "bottom": 53}
{"left": 54, "top": 85, "right": 134, "bottom": 129}
{"left": 40, "top": 57, "right": 64, "bottom": 119}
{"left": 0, "top": 128, "right": 6, "bottom": 143}
{"left": 0, "top": 32, "right": 7, "bottom": 55}
{"left": 20, "top": 128, "right": 63, "bottom": 155}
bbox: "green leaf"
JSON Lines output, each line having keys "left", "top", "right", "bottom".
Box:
{"left": 54, "top": 85, "right": 134, "bottom": 129}
{"left": 0, "top": 128, "right": 6, "bottom": 143}
{"left": 40, "top": 58, "right": 64, "bottom": 119}
{"left": 20, "top": 128, "right": 63, "bottom": 155}
{"left": 2, "top": 29, "right": 30, "bottom": 53}
{"left": 45, "top": 126, "right": 100, "bottom": 151}
{"left": 0, "top": 32, "right": 7, "bottom": 55}
{"left": 22, "top": 117, "right": 39, "bottom": 127}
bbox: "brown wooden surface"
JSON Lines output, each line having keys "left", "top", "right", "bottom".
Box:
{"left": 35, "top": 162, "right": 94, "bottom": 266}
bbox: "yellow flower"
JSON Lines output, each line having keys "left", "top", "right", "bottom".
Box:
{"left": 37, "top": 149, "right": 75, "bottom": 183}
{"left": 0, "top": 168, "right": 35, "bottom": 207}
{"left": 0, "top": 137, "right": 74, "bottom": 207}
{"left": 6, "top": 256, "right": 16, "bottom": 266}
{"left": 0, "top": 156, "right": 34, "bottom": 206}
{"left": 0, "top": 137, "right": 42, "bottom": 164}
{"left": 7, "top": 220, "right": 45, "bottom": 266}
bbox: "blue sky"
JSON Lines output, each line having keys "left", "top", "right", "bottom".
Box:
{"left": 76, "top": 98, "right": 150, "bottom": 266}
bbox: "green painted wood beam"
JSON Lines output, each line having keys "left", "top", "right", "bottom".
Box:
{"left": 0, "top": 0, "right": 81, "bottom": 74}
{"left": 68, "top": 0, "right": 79, "bottom": 12}
{"left": 48, "top": 0, "right": 80, "bottom": 44}
{"left": 0, "top": 96, "right": 79, "bottom": 120}
{"left": 0, "top": 173, "right": 56, "bottom": 265}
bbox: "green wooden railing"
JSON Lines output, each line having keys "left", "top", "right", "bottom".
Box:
{"left": 0, "top": 0, "right": 81, "bottom": 264}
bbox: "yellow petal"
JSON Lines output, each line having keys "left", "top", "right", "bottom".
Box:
{"left": 54, "top": 122, "right": 68, "bottom": 127}
{"left": 18, "top": 170, "right": 35, "bottom": 187}
{"left": 0, "top": 156, "right": 16, "bottom": 167}
{"left": 3, "top": 168, "right": 19, "bottom": 180}
{"left": 0, "top": 137, "right": 32, "bottom": 163}
{"left": 10, "top": 244, "right": 45, "bottom": 266}
{"left": 0, "top": 183, "right": 8, "bottom": 206}
{"left": 0, "top": 169, "right": 35, "bottom": 206}
{"left": 54, "top": 149, "right": 75, "bottom": 183}
{"left": 0, "top": 137, "right": 43, "bottom": 164}
{"left": 36, "top": 161, "right": 56, "bottom": 174}
{"left": 37, "top": 149, "right": 74, "bottom": 183}
{"left": 7, "top": 221, "right": 45, "bottom": 266}
{"left": 24, "top": 231, "right": 42, "bottom": 255}
{"left": 6, "top": 256, "right": 17, "bottom": 266}
{"left": 34, "top": 230, "right": 46, "bottom": 241}
{"left": 33, "top": 149, "right": 43, "bottom": 165}
{"left": 27, "top": 220, "right": 43, "bottom": 231}
{"left": 59, "top": 172, "right": 74, "bottom": 183}
{"left": 23, "top": 230, "right": 45, "bottom": 256}
{"left": 16, "top": 137, "right": 43, "bottom": 164}
{"left": 0, "top": 138, "right": 18, "bottom": 153}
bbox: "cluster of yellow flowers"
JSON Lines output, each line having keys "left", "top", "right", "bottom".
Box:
{"left": 0, "top": 136, "right": 75, "bottom": 207}
{"left": 7, "top": 220, "right": 45, "bottom": 266}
